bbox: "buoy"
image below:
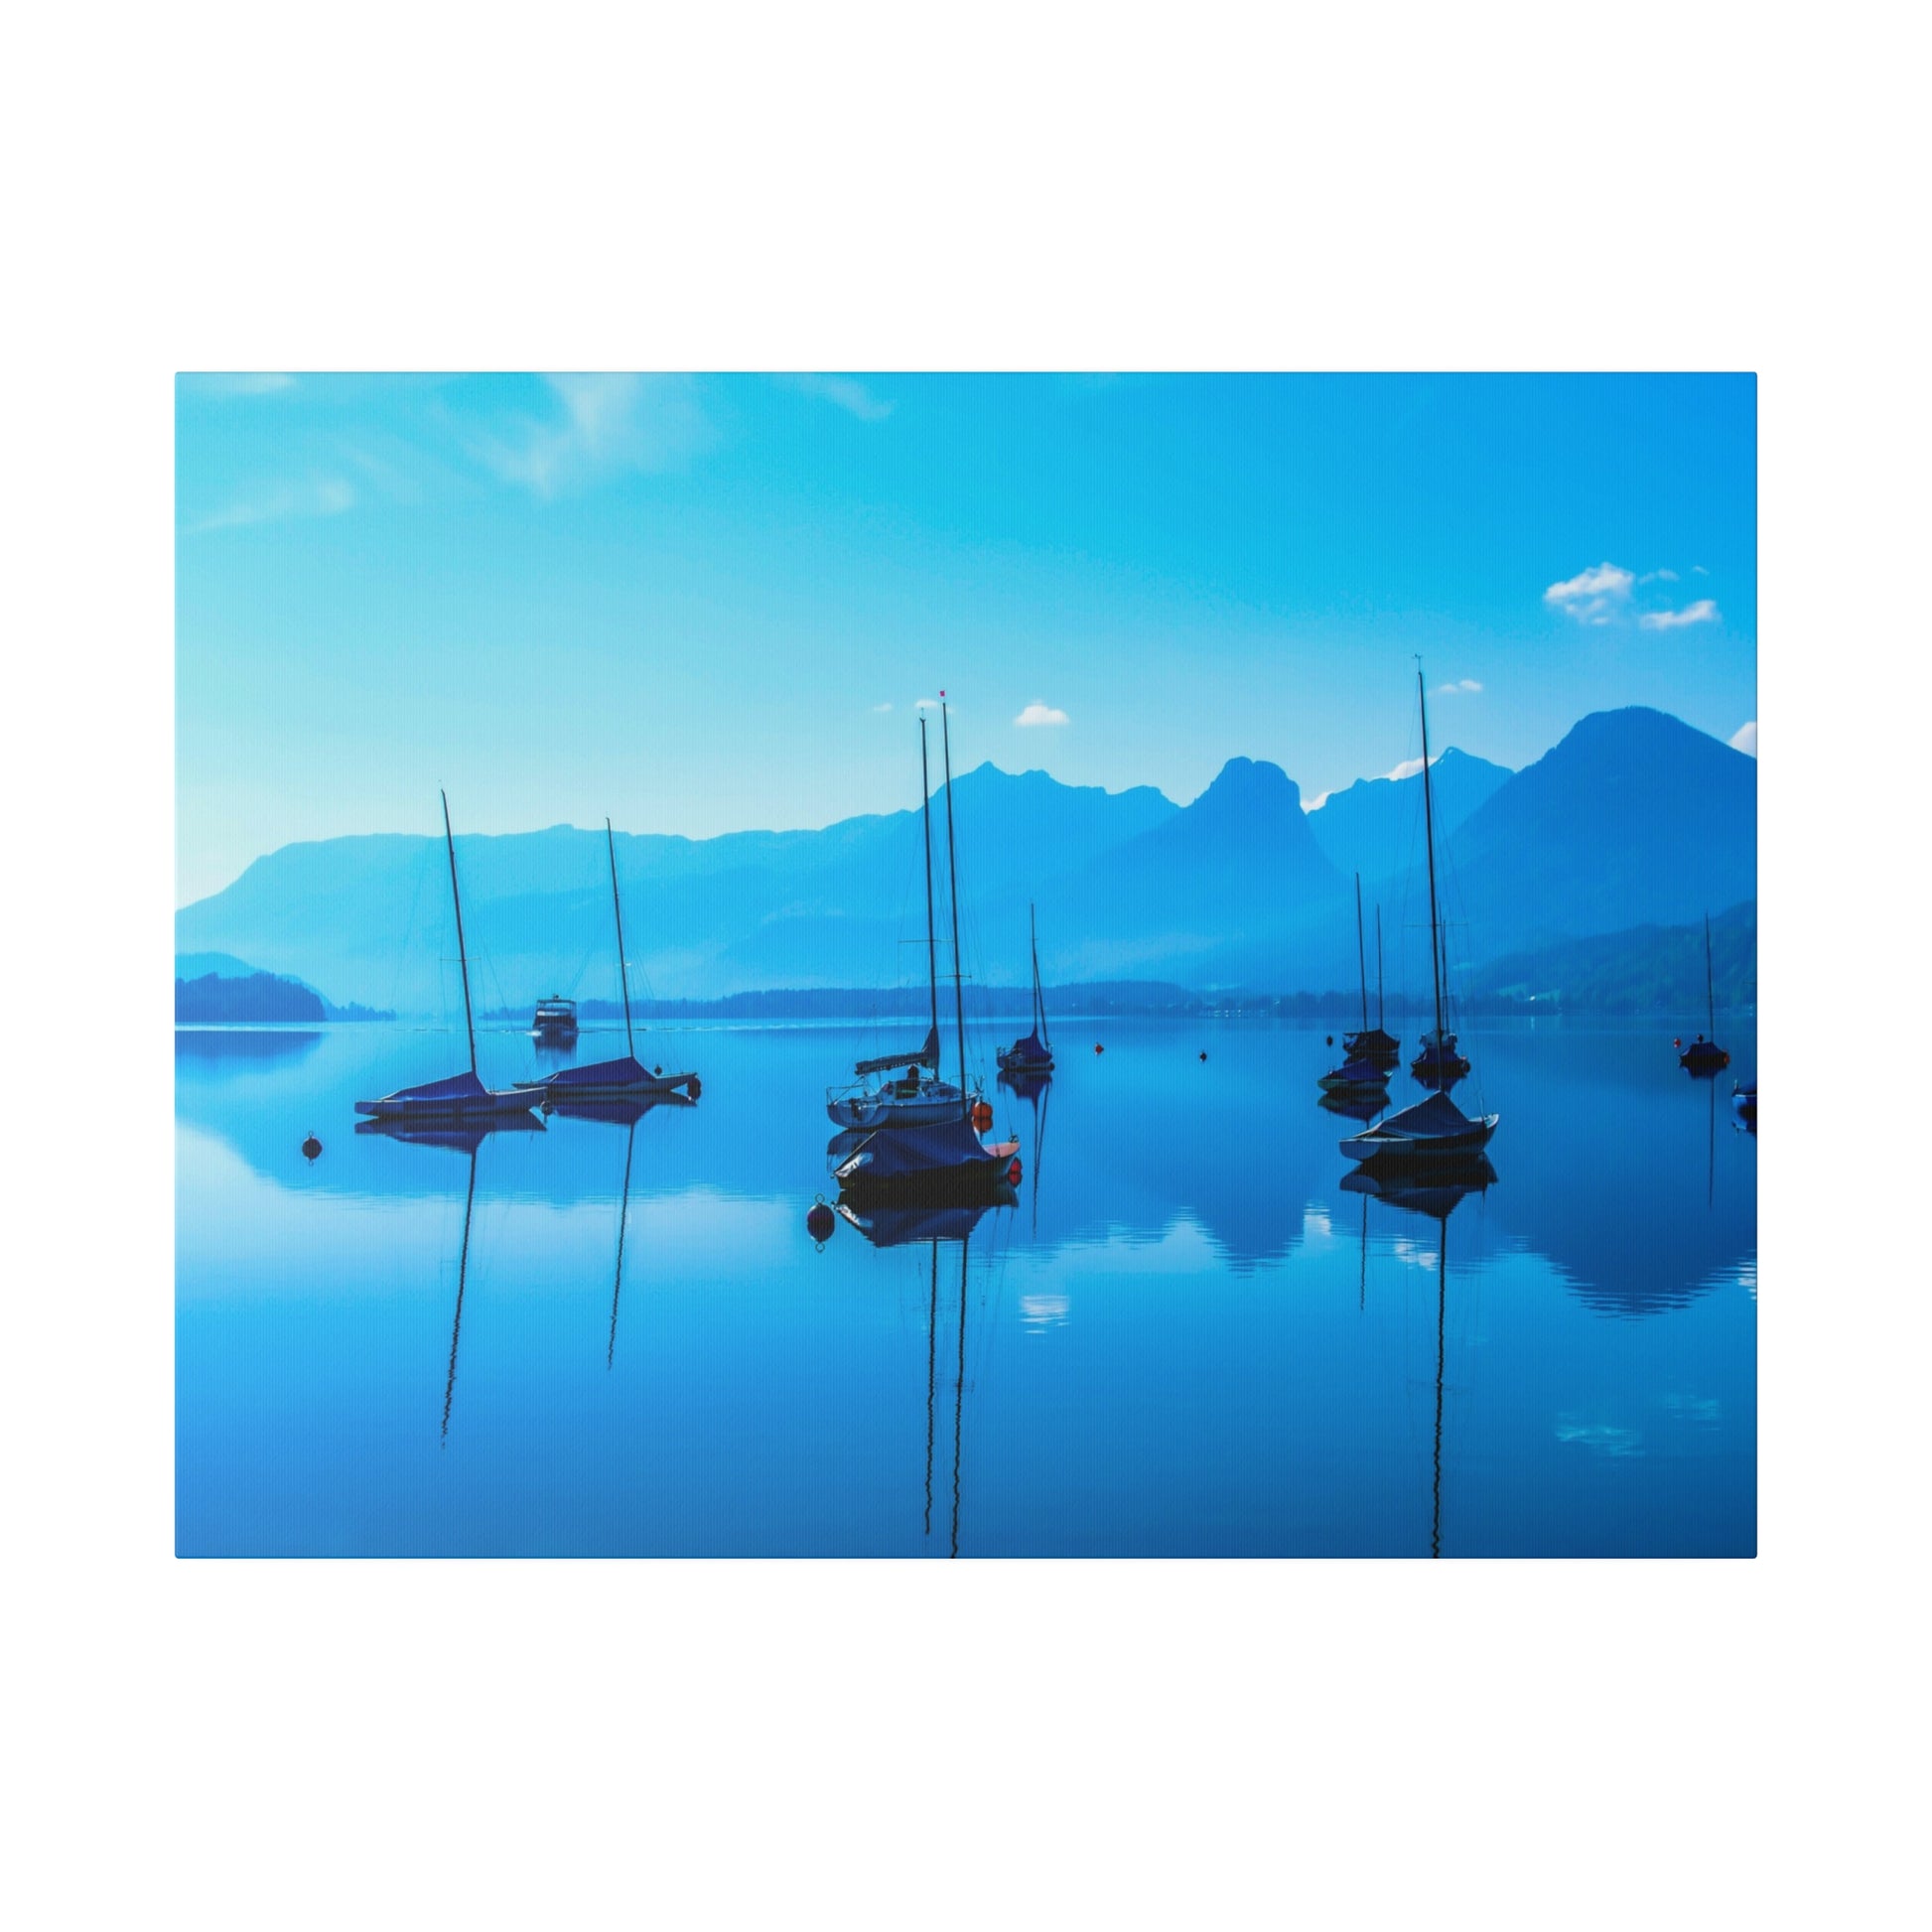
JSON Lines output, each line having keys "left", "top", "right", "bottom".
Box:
{"left": 971, "top": 1099, "right": 994, "bottom": 1130}
{"left": 1008, "top": 1157, "right": 1024, "bottom": 1185}
{"left": 655, "top": 1064, "right": 663, "bottom": 1075}
{"left": 1199, "top": 1050, "right": 1207, "bottom": 1062}
{"left": 805, "top": 1200, "right": 835, "bottom": 1245}
{"left": 300, "top": 1134, "right": 322, "bottom": 1162}
{"left": 1325, "top": 1035, "right": 1333, "bottom": 1047}
{"left": 1094, "top": 1042, "right": 1105, "bottom": 1055}
{"left": 686, "top": 1075, "right": 701, "bottom": 1099}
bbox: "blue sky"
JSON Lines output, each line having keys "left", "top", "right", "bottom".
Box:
{"left": 176, "top": 373, "right": 1755, "bottom": 904}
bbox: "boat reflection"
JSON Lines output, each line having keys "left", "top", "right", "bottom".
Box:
{"left": 1341, "top": 1155, "right": 1494, "bottom": 1556}
{"left": 834, "top": 1193, "right": 1008, "bottom": 1556}
{"left": 355, "top": 1111, "right": 544, "bottom": 1440}
{"left": 1319, "top": 1086, "right": 1389, "bottom": 1127}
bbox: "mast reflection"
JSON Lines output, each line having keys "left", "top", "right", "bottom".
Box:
{"left": 355, "top": 1111, "right": 546, "bottom": 1442}
{"left": 1342, "top": 1155, "right": 1495, "bottom": 1557}
{"left": 835, "top": 1190, "right": 1011, "bottom": 1555}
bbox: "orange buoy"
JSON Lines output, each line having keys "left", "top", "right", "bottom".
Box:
{"left": 1008, "top": 1158, "right": 1024, "bottom": 1185}
{"left": 971, "top": 1099, "right": 994, "bottom": 1130}
{"left": 1094, "top": 1041, "right": 1105, "bottom": 1055}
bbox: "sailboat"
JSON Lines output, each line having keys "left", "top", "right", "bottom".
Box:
{"left": 1319, "top": 873, "right": 1393, "bottom": 1095}
{"left": 826, "top": 714, "right": 972, "bottom": 1130}
{"left": 1344, "top": 902, "right": 1401, "bottom": 1065}
{"left": 1339, "top": 668, "right": 1498, "bottom": 1167}
{"left": 828, "top": 697, "right": 1021, "bottom": 1199}
{"left": 1677, "top": 913, "right": 1730, "bottom": 1074}
{"left": 355, "top": 792, "right": 545, "bottom": 1122}
{"left": 997, "top": 901, "right": 1055, "bottom": 1078}
{"left": 517, "top": 818, "right": 702, "bottom": 1104}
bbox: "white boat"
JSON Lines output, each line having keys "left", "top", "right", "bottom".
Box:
{"left": 826, "top": 713, "right": 972, "bottom": 1129}
{"left": 515, "top": 818, "right": 702, "bottom": 1103}
{"left": 355, "top": 793, "right": 541, "bottom": 1122}
{"left": 1340, "top": 666, "right": 1499, "bottom": 1166}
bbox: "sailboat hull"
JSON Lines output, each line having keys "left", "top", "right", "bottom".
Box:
{"left": 825, "top": 1083, "right": 966, "bottom": 1129}
{"left": 1339, "top": 1114, "right": 1497, "bottom": 1165}
{"left": 517, "top": 1055, "right": 701, "bottom": 1101}
{"left": 828, "top": 1118, "right": 1022, "bottom": 1198}
{"left": 355, "top": 1071, "right": 538, "bottom": 1120}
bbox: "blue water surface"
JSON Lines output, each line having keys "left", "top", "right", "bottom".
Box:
{"left": 176, "top": 1016, "right": 1756, "bottom": 1557}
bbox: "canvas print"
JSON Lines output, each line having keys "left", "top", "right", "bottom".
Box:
{"left": 175, "top": 373, "right": 1756, "bottom": 1557}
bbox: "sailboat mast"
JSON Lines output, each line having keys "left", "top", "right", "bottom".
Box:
{"left": 1416, "top": 666, "right": 1446, "bottom": 1047}
{"left": 940, "top": 699, "right": 968, "bottom": 1110}
{"left": 1376, "top": 904, "right": 1386, "bottom": 1030}
{"left": 441, "top": 789, "right": 478, "bottom": 1076}
{"left": 919, "top": 719, "right": 939, "bottom": 1047}
{"left": 1030, "top": 900, "right": 1046, "bottom": 1043}
{"left": 1354, "top": 872, "right": 1368, "bottom": 1034}
{"left": 1705, "top": 911, "right": 1716, "bottom": 1035}
{"left": 607, "top": 818, "right": 635, "bottom": 1059}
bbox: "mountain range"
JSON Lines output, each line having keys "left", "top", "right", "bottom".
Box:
{"left": 175, "top": 706, "right": 1755, "bottom": 1015}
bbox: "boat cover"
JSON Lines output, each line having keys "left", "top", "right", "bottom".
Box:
{"left": 380, "top": 1069, "right": 492, "bottom": 1105}
{"left": 835, "top": 1199, "right": 1005, "bottom": 1248}
{"left": 1369, "top": 1089, "right": 1480, "bottom": 1141}
{"left": 546, "top": 1054, "right": 657, "bottom": 1089}
{"left": 854, "top": 1025, "right": 942, "bottom": 1080}
{"left": 1005, "top": 1031, "right": 1050, "bottom": 1062}
{"left": 827, "top": 1112, "right": 1012, "bottom": 1189}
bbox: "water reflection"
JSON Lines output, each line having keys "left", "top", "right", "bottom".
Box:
{"left": 178, "top": 1019, "right": 1754, "bottom": 1556}
{"left": 833, "top": 1192, "right": 1008, "bottom": 1557}
{"left": 1342, "top": 1155, "right": 1494, "bottom": 1556}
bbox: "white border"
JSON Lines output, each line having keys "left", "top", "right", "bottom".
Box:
{"left": 5, "top": 4, "right": 1914, "bottom": 1922}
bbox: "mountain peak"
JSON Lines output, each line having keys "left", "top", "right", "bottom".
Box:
{"left": 1193, "top": 757, "right": 1303, "bottom": 812}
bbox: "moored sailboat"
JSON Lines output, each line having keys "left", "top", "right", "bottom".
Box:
{"left": 1344, "top": 900, "right": 1401, "bottom": 1066}
{"left": 997, "top": 901, "right": 1055, "bottom": 1078}
{"left": 829, "top": 697, "right": 1019, "bottom": 1199}
{"left": 1320, "top": 874, "right": 1392, "bottom": 1096}
{"left": 355, "top": 792, "right": 544, "bottom": 1122}
{"left": 827, "top": 714, "right": 971, "bottom": 1129}
{"left": 1340, "top": 667, "right": 1497, "bottom": 1168}
{"left": 1677, "top": 912, "right": 1730, "bottom": 1074}
{"left": 518, "top": 818, "right": 701, "bottom": 1103}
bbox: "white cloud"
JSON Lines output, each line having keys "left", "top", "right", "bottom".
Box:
{"left": 1639, "top": 599, "right": 1721, "bottom": 630}
{"left": 1302, "top": 789, "right": 1331, "bottom": 813}
{"left": 785, "top": 373, "right": 894, "bottom": 422}
{"left": 871, "top": 702, "right": 894, "bottom": 714}
{"left": 1692, "top": 564, "right": 1711, "bottom": 575}
{"left": 1435, "top": 678, "right": 1482, "bottom": 695}
{"left": 1385, "top": 755, "right": 1430, "bottom": 781}
{"left": 184, "top": 474, "right": 355, "bottom": 535}
{"left": 1638, "top": 568, "right": 1680, "bottom": 584}
{"left": 1014, "top": 701, "right": 1069, "bottom": 728}
{"left": 1729, "top": 720, "right": 1757, "bottom": 756}
{"left": 1545, "top": 561, "right": 1635, "bottom": 617}
{"left": 467, "top": 374, "right": 713, "bottom": 497}
{"left": 913, "top": 698, "right": 939, "bottom": 712}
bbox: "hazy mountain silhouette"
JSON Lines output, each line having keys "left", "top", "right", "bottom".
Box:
{"left": 175, "top": 710, "right": 1756, "bottom": 1011}
{"left": 1306, "top": 748, "right": 1512, "bottom": 886}
{"left": 1438, "top": 708, "right": 1755, "bottom": 954}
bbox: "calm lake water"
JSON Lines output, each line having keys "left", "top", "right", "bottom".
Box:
{"left": 176, "top": 1016, "right": 1756, "bottom": 1557}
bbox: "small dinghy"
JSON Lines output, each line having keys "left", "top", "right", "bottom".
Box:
{"left": 355, "top": 792, "right": 542, "bottom": 1123}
